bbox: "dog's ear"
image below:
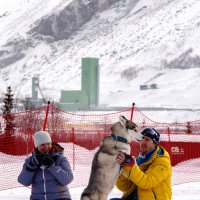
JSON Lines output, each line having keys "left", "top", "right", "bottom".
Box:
{"left": 119, "top": 115, "right": 127, "bottom": 128}
{"left": 126, "top": 120, "right": 137, "bottom": 132}
{"left": 119, "top": 116, "right": 137, "bottom": 131}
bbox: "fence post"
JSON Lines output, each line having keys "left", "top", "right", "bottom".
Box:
{"left": 43, "top": 101, "right": 50, "bottom": 131}
{"left": 186, "top": 122, "right": 192, "bottom": 134}
{"left": 167, "top": 127, "right": 172, "bottom": 157}
{"left": 130, "top": 102, "right": 135, "bottom": 121}
{"left": 167, "top": 127, "right": 171, "bottom": 142}
{"left": 72, "top": 127, "right": 75, "bottom": 170}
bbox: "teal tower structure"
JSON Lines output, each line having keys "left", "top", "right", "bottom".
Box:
{"left": 32, "top": 75, "right": 39, "bottom": 100}
{"left": 30, "top": 75, "right": 44, "bottom": 108}
{"left": 81, "top": 57, "right": 99, "bottom": 107}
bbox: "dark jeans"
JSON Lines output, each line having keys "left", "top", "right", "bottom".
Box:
{"left": 109, "top": 198, "right": 122, "bottom": 200}
{"left": 33, "top": 198, "right": 71, "bottom": 200}
{"left": 57, "top": 199, "right": 71, "bottom": 200}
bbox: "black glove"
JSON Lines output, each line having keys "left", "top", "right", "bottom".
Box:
{"left": 35, "top": 153, "right": 44, "bottom": 163}
{"left": 41, "top": 155, "right": 54, "bottom": 167}
{"left": 26, "top": 155, "right": 41, "bottom": 171}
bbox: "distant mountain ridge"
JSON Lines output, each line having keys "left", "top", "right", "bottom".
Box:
{"left": 30, "top": 0, "right": 122, "bottom": 41}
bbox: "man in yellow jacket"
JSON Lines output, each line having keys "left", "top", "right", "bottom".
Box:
{"left": 112, "top": 128, "right": 172, "bottom": 200}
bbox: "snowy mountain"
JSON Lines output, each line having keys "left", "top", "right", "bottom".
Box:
{"left": 0, "top": 0, "right": 200, "bottom": 115}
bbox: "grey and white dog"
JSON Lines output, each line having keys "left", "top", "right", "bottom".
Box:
{"left": 80, "top": 115, "right": 143, "bottom": 200}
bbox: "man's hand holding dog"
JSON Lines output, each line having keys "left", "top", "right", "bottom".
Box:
{"left": 116, "top": 153, "right": 126, "bottom": 164}
{"left": 123, "top": 154, "right": 135, "bottom": 166}
{"left": 117, "top": 153, "right": 135, "bottom": 178}
{"left": 117, "top": 153, "right": 135, "bottom": 166}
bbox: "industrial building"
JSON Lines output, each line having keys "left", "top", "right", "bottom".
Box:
{"left": 30, "top": 57, "right": 99, "bottom": 111}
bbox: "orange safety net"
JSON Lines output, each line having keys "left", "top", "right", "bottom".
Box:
{"left": 0, "top": 104, "right": 200, "bottom": 191}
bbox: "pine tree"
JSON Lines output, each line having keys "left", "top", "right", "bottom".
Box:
{"left": 2, "top": 86, "right": 15, "bottom": 136}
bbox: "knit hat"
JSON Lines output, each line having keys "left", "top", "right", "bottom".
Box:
{"left": 33, "top": 131, "right": 52, "bottom": 148}
{"left": 140, "top": 128, "right": 160, "bottom": 145}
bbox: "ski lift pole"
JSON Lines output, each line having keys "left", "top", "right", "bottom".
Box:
{"left": 43, "top": 101, "right": 50, "bottom": 131}
{"left": 130, "top": 102, "right": 135, "bottom": 122}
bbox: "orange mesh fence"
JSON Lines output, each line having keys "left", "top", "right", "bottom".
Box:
{"left": 0, "top": 104, "right": 200, "bottom": 191}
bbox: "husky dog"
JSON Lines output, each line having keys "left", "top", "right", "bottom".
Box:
{"left": 80, "top": 115, "right": 143, "bottom": 200}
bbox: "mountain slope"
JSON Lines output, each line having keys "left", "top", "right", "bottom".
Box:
{"left": 0, "top": 0, "right": 200, "bottom": 110}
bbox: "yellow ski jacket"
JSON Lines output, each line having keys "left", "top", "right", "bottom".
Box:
{"left": 116, "top": 146, "right": 172, "bottom": 200}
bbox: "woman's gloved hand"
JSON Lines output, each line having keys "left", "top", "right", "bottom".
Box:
{"left": 26, "top": 155, "right": 41, "bottom": 171}
{"left": 41, "top": 155, "right": 55, "bottom": 167}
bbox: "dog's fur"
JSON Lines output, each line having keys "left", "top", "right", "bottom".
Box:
{"left": 80, "top": 115, "right": 143, "bottom": 200}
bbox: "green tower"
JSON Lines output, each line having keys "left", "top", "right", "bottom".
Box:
{"left": 81, "top": 57, "right": 99, "bottom": 108}
{"left": 59, "top": 57, "right": 99, "bottom": 111}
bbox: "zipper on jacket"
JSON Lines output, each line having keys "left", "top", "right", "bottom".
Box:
{"left": 153, "top": 191, "right": 157, "bottom": 200}
{"left": 42, "top": 167, "right": 47, "bottom": 200}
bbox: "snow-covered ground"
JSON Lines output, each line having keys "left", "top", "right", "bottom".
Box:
{"left": 0, "top": 183, "right": 200, "bottom": 200}
{"left": 0, "top": 143, "right": 200, "bottom": 200}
